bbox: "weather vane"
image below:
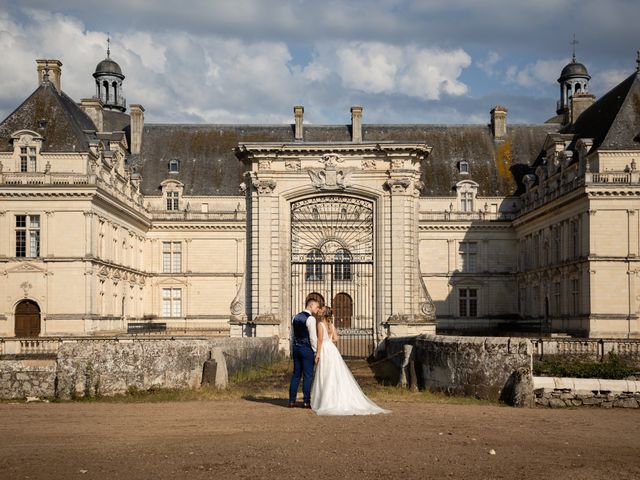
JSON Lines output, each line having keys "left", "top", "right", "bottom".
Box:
{"left": 107, "top": 32, "right": 111, "bottom": 58}
{"left": 570, "top": 34, "right": 579, "bottom": 62}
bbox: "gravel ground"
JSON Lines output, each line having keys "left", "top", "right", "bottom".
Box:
{"left": 1, "top": 398, "right": 639, "bottom": 480}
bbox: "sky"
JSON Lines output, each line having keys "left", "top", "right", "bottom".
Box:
{"left": 0, "top": 0, "right": 638, "bottom": 125}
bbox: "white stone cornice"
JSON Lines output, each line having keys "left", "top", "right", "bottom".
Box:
{"left": 236, "top": 142, "right": 432, "bottom": 157}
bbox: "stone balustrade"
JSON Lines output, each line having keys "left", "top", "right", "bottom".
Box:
{"left": 0, "top": 171, "right": 146, "bottom": 212}
{"left": 419, "top": 211, "right": 516, "bottom": 222}
{"left": 150, "top": 210, "right": 246, "bottom": 222}
{"left": 533, "top": 338, "right": 640, "bottom": 360}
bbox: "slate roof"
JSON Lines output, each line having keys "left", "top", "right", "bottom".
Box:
{"left": 134, "top": 123, "right": 554, "bottom": 197}
{"left": 0, "top": 82, "right": 96, "bottom": 152}
{"left": 563, "top": 70, "right": 640, "bottom": 150}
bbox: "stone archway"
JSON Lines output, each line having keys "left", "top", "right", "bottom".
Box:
{"left": 15, "top": 300, "right": 41, "bottom": 337}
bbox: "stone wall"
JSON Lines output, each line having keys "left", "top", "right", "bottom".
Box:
{"left": 376, "top": 334, "right": 533, "bottom": 404}
{"left": 416, "top": 334, "right": 532, "bottom": 401}
{"left": 534, "top": 376, "right": 640, "bottom": 408}
{"left": 0, "top": 337, "right": 279, "bottom": 400}
{"left": 0, "top": 358, "right": 57, "bottom": 399}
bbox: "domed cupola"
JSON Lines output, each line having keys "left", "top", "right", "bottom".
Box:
{"left": 93, "top": 37, "right": 126, "bottom": 112}
{"left": 556, "top": 37, "right": 590, "bottom": 115}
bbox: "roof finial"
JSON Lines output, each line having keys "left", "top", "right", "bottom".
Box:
{"left": 570, "top": 34, "right": 579, "bottom": 62}
{"left": 107, "top": 32, "right": 111, "bottom": 58}
{"left": 636, "top": 50, "right": 640, "bottom": 72}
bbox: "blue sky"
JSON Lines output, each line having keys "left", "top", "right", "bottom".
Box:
{"left": 0, "top": 0, "right": 637, "bottom": 125}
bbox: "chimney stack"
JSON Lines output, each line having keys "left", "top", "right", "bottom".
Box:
{"left": 490, "top": 106, "right": 508, "bottom": 139}
{"left": 570, "top": 93, "right": 595, "bottom": 124}
{"left": 80, "top": 98, "right": 104, "bottom": 132}
{"left": 351, "top": 106, "right": 363, "bottom": 143}
{"left": 294, "top": 105, "right": 304, "bottom": 141}
{"left": 129, "top": 104, "right": 145, "bottom": 155}
{"left": 36, "top": 59, "right": 62, "bottom": 94}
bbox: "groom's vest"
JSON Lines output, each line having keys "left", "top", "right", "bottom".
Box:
{"left": 291, "top": 311, "right": 311, "bottom": 348}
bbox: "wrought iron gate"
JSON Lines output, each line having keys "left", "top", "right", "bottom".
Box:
{"left": 291, "top": 196, "right": 375, "bottom": 358}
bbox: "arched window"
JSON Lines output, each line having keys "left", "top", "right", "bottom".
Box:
{"left": 305, "top": 249, "right": 323, "bottom": 281}
{"left": 103, "top": 81, "right": 109, "bottom": 103}
{"left": 112, "top": 81, "right": 118, "bottom": 103}
{"left": 334, "top": 248, "right": 352, "bottom": 281}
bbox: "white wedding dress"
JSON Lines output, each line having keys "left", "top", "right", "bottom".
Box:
{"left": 310, "top": 322, "right": 389, "bottom": 416}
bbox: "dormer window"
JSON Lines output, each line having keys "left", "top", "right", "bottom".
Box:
{"left": 459, "top": 161, "right": 469, "bottom": 174}
{"left": 12, "top": 130, "right": 43, "bottom": 173}
{"left": 161, "top": 179, "right": 184, "bottom": 211}
{"left": 169, "top": 159, "right": 180, "bottom": 173}
{"left": 456, "top": 180, "right": 479, "bottom": 213}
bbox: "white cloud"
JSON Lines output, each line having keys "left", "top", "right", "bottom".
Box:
{"left": 590, "top": 68, "right": 631, "bottom": 95}
{"left": 0, "top": 8, "right": 474, "bottom": 124}
{"left": 477, "top": 51, "right": 500, "bottom": 77}
{"left": 311, "top": 42, "right": 471, "bottom": 100}
{"left": 505, "top": 58, "right": 567, "bottom": 89}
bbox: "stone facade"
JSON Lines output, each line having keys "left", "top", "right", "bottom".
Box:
{"left": 1, "top": 54, "right": 640, "bottom": 347}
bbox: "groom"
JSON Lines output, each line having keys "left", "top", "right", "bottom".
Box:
{"left": 288, "top": 298, "right": 320, "bottom": 408}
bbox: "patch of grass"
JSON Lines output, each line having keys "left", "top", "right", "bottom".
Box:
{"left": 534, "top": 352, "right": 637, "bottom": 379}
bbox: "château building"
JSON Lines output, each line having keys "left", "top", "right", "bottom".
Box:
{"left": 1, "top": 49, "right": 639, "bottom": 354}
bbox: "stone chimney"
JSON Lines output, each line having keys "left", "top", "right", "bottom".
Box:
{"left": 36, "top": 59, "right": 62, "bottom": 94}
{"left": 129, "top": 104, "right": 145, "bottom": 155}
{"left": 490, "top": 106, "right": 508, "bottom": 139}
{"left": 294, "top": 105, "right": 304, "bottom": 141}
{"left": 80, "top": 98, "right": 104, "bottom": 132}
{"left": 570, "top": 93, "right": 596, "bottom": 124}
{"left": 351, "top": 106, "right": 363, "bottom": 143}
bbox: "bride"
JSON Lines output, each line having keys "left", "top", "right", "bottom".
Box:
{"left": 310, "top": 306, "right": 389, "bottom": 416}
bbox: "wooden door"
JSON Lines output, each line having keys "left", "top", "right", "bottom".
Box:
{"left": 333, "top": 292, "right": 353, "bottom": 328}
{"left": 15, "top": 300, "right": 40, "bottom": 337}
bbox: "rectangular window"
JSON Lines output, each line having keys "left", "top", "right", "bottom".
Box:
{"left": 533, "top": 235, "right": 540, "bottom": 268}
{"left": 571, "top": 221, "right": 579, "bottom": 259}
{"left": 554, "top": 226, "right": 561, "bottom": 264}
{"left": 29, "top": 147, "right": 36, "bottom": 172}
{"left": 553, "top": 281, "right": 561, "bottom": 316}
{"left": 532, "top": 286, "right": 540, "bottom": 317}
{"left": 166, "top": 191, "right": 179, "bottom": 211}
{"left": 162, "top": 241, "right": 182, "bottom": 273}
{"left": 16, "top": 214, "right": 40, "bottom": 257}
{"left": 20, "top": 147, "right": 28, "bottom": 172}
{"left": 461, "top": 192, "right": 473, "bottom": 212}
{"left": 459, "top": 288, "right": 478, "bottom": 317}
{"left": 458, "top": 242, "right": 477, "bottom": 273}
{"left": 571, "top": 278, "right": 579, "bottom": 315}
{"left": 162, "top": 288, "right": 182, "bottom": 318}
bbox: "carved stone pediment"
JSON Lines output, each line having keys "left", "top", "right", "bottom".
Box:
{"left": 6, "top": 262, "right": 47, "bottom": 274}
{"left": 308, "top": 168, "right": 353, "bottom": 190}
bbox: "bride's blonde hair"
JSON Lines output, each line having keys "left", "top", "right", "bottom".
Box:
{"left": 320, "top": 306, "right": 334, "bottom": 324}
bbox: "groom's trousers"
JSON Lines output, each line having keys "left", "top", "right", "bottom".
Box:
{"left": 289, "top": 343, "right": 314, "bottom": 404}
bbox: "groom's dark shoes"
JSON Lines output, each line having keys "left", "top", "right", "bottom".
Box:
{"left": 302, "top": 403, "right": 311, "bottom": 409}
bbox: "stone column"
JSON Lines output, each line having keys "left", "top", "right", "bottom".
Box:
{"left": 382, "top": 163, "right": 436, "bottom": 336}
{"left": 243, "top": 173, "right": 280, "bottom": 338}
